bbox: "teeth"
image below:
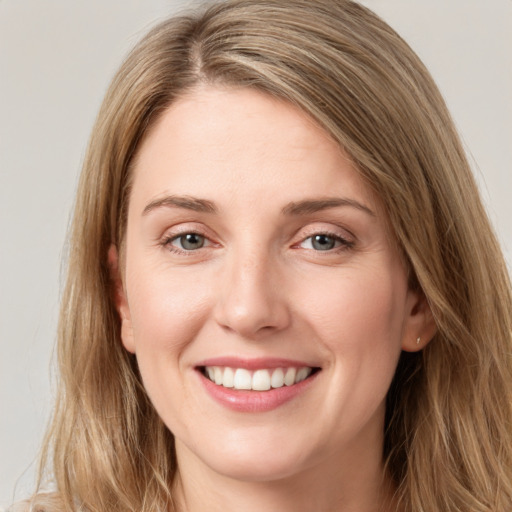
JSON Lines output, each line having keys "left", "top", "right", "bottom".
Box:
{"left": 252, "top": 369, "right": 271, "bottom": 391}
{"left": 296, "top": 367, "right": 310, "bottom": 383}
{"left": 233, "top": 368, "right": 252, "bottom": 390}
{"left": 204, "top": 366, "right": 313, "bottom": 390}
{"left": 271, "top": 368, "right": 284, "bottom": 388}
{"left": 223, "top": 367, "right": 234, "bottom": 388}
{"left": 284, "top": 367, "right": 296, "bottom": 386}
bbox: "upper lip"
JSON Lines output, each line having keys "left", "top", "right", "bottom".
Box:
{"left": 196, "top": 357, "right": 320, "bottom": 370}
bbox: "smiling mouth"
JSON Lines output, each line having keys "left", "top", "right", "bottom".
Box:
{"left": 200, "top": 366, "right": 320, "bottom": 391}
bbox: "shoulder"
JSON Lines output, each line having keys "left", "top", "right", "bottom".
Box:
{"left": 5, "top": 502, "right": 30, "bottom": 512}
{"left": 6, "top": 494, "right": 65, "bottom": 512}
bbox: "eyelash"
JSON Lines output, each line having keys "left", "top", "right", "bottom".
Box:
{"left": 297, "top": 231, "right": 355, "bottom": 253}
{"left": 161, "top": 231, "right": 211, "bottom": 255}
{"left": 160, "top": 230, "right": 354, "bottom": 255}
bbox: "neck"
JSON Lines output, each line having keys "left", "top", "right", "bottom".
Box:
{"left": 172, "top": 442, "right": 398, "bottom": 512}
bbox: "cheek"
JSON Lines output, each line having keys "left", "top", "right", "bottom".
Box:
{"left": 310, "top": 271, "right": 406, "bottom": 436}
{"left": 304, "top": 265, "right": 406, "bottom": 342}
{"left": 299, "top": 265, "right": 406, "bottom": 395}
{"left": 127, "top": 265, "right": 210, "bottom": 346}
{"left": 124, "top": 265, "right": 215, "bottom": 427}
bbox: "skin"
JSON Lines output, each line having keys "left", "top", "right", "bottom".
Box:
{"left": 111, "top": 86, "right": 434, "bottom": 512}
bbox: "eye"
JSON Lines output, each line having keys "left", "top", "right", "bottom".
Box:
{"left": 300, "top": 233, "right": 350, "bottom": 251}
{"left": 169, "top": 233, "right": 207, "bottom": 251}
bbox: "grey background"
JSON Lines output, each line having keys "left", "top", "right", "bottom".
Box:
{"left": 1, "top": 1, "right": 510, "bottom": 508}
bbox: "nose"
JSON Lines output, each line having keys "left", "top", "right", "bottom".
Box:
{"left": 213, "top": 248, "right": 291, "bottom": 339}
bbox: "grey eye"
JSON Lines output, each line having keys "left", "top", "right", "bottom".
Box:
{"left": 174, "top": 233, "right": 205, "bottom": 250}
{"left": 311, "top": 234, "right": 337, "bottom": 251}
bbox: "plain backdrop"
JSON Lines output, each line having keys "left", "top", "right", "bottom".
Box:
{"left": 1, "top": 0, "right": 511, "bottom": 508}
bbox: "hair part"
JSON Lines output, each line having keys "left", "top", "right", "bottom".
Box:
{"left": 31, "top": 1, "right": 512, "bottom": 511}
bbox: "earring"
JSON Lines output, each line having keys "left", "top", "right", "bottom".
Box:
{"left": 416, "top": 337, "right": 421, "bottom": 345}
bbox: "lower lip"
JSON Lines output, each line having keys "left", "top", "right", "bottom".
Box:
{"left": 197, "top": 370, "right": 319, "bottom": 412}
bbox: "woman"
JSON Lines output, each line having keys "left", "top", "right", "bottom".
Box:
{"left": 18, "top": 0, "right": 512, "bottom": 510}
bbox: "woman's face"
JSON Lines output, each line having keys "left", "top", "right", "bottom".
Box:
{"left": 115, "top": 86, "right": 426, "bottom": 482}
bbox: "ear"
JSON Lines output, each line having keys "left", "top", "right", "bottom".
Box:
{"left": 401, "top": 287, "right": 437, "bottom": 352}
{"left": 108, "top": 244, "right": 135, "bottom": 354}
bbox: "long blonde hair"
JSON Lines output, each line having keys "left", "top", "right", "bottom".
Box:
{"left": 32, "top": 1, "right": 512, "bottom": 510}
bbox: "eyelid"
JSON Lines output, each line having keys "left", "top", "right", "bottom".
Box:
{"left": 300, "top": 234, "right": 346, "bottom": 248}
{"left": 157, "top": 222, "right": 356, "bottom": 254}
{"left": 158, "top": 223, "right": 219, "bottom": 254}
{"left": 159, "top": 222, "right": 211, "bottom": 240}
{"left": 294, "top": 223, "right": 355, "bottom": 242}
{"left": 299, "top": 232, "right": 354, "bottom": 249}
{"left": 170, "top": 232, "right": 211, "bottom": 248}
{"left": 291, "top": 222, "right": 357, "bottom": 254}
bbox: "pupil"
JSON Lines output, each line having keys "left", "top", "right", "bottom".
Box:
{"left": 312, "top": 234, "right": 335, "bottom": 251}
{"left": 181, "top": 233, "right": 204, "bottom": 250}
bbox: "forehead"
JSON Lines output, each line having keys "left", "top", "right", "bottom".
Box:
{"left": 129, "top": 86, "right": 378, "bottom": 214}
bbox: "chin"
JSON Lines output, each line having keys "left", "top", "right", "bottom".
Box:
{"left": 207, "top": 452, "right": 310, "bottom": 483}
{"left": 177, "top": 429, "right": 318, "bottom": 483}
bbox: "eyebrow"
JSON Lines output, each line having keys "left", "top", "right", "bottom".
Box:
{"left": 143, "top": 195, "right": 217, "bottom": 215}
{"left": 142, "top": 194, "right": 374, "bottom": 217}
{"left": 281, "top": 198, "right": 375, "bottom": 217}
